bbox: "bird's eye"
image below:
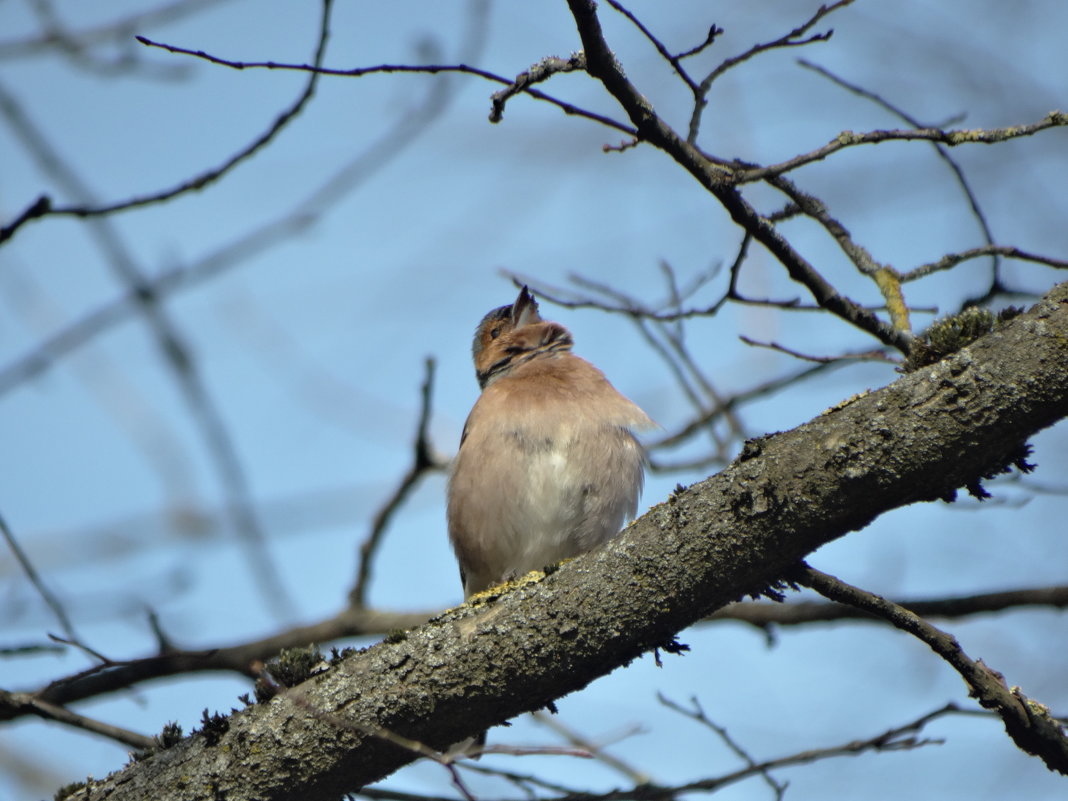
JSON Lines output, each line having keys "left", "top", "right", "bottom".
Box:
{"left": 490, "top": 326, "right": 502, "bottom": 339}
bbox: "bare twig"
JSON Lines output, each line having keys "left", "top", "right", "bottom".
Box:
{"left": 278, "top": 681, "right": 590, "bottom": 801}
{"left": 762, "top": 171, "right": 917, "bottom": 335}
{"left": 531, "top": 711, "right": 648, "bottom": 784}
{"left": 796, "top": 58, "right": 1003, "bottom": 281}
{"left": 47, "top": 634, "right": 111, "bottom": 665}
{"left": 0, "top": 643, "right": 65, "bottom": 657}
{"left": 134, "top": 34, "right": 635, "bottom": 134}
{"left": 735, "top": 111, "right": 1068, "bottom": 183}
{"left": 0, "top": 511, "right": 78, "bottom": 643}
{"left": 739, "top": 336, "right": 896, "bottom": 364}
{"left": 0, "top": 0, "right": 234, "bottom": 60}
{"left": 604, "top": 0, "right": 706, "bottom": 95}
{"left": 0, "top": 690, "right": 153, "bottom": 750}
{"left": 688, "top": 0, "right": 857, "bottom": 143}
{"left": 356, "top": 703, "right": 959, "bottom": 801}
{"left": 0, "top": 605, "right": 434, "bottom": 724}
{"left": 901, "top": 245, "right": 1068, "bottom": 283}
{"left": 648, "top": 360, "right": 831, "bottom": 453}
{"left": 0, "top": 29, "right": 471, "bottom": 400}
{"left": 0, "top": 0, "right": 335, "bottom": 244}
{"left": 663, "top": 703, "right": 950, "bottom": 797}
{"left": 761, "top": 171, "right": 886, "bottom": 278}
{"left": 798, "top": 565, "right": 1068, "bottom": 774}
{"left": 350, "top": 358, "right": 447, "bottom": 606}
{"left": 569, "top": 0, "right": 913, "bottom": 351}
{"left": 658, "top": 693, "right": 786, "bottom": 799}
{"left": 704, "top": 584, "right": 1068, "bottom": 628}
{"left": 477, "top": 703, "right": 951, "bottom": 801}
{"left": 0, "top": 5, "right": 347, "bottom": 618}
{"left": 490, "top": 53, "right": 586, "bottom": 122}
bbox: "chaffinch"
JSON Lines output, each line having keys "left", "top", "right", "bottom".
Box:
{"left": 447, "top": 286, "right": 654, "bottom": 599}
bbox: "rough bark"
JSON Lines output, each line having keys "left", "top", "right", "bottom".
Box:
{"left": 71, "top": 281, "right": 1068, "bottom": 801}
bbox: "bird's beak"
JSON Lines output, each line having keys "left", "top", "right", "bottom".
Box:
{"left": 512, "top": 285, "right": 542, "bottom": 327}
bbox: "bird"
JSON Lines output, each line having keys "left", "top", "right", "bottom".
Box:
{"left": 447, "top": 285, "right": 654, "bottom": 600}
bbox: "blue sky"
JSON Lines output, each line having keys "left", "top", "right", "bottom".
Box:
{"left": 2, "top": 1, "right": 1067, "bottom": 798}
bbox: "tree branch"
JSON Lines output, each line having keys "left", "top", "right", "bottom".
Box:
{"left": 0, "top": 0, "right": 335, "bottom": 245}
{"left": 0, "top": 511, "right": 78, "bottom": 643}
{"left": 705, "top": 584, "right": 1068, "bottom": 628}
{"left": 350, "top": 358, "right": 446, "bottom": 606}
{"left": 798, "top": 566, "right": 1068, "bottom": 772}
{"left": 0, "top": 690, "right": 153, "bottom": 751}
{"left": 66, "top": 282, "right": 1068, "bottom": 799}
{"left": 0, "top": 606, "right": 433, "bottom": 723}
{"left": 735, "top": 111, "right": 1068, "bottom": 183}
{"left": 564, "top": 0, "right": 913, "bottom": 353}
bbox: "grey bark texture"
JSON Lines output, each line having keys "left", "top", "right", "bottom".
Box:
{"left": 71, "top": 281, "right": 1068, "bottom": 801}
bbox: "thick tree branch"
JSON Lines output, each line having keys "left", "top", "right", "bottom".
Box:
{"left": 68, "top": 283, "right": 1068, "bottom": 799}
{"left": 8, "top": 582, "right": 1062, "bottom": 726}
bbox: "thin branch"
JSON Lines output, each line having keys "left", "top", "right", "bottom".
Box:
{"left": 604, "top": 0, "right": 704, "bottom": 95}
{"left": 490, "top": 53, "right": 586, "bottom": 123}
{"left": 568, "top": 0, "right": 913, "bottom": 351}
{"left": 658, "top": 693, "right": 786, "bottom": 799}
{"left": 548, "top": 704, "right": 950, "bottom": 801}
{"left": 0, "top": 604, "right": 434, "bottom": 724}
{"left": 688, "top": 0, "right": 856, "bottom": 143}
{"left": 0, "top": 643, "right": 66, "bottom": 657}
{"left": 670, "top": 703, "right": 950, "bottom": 796}
{"left": 648, "top": 361, "right": 834, "bottom": 452}
{"left": 0, "top": 690, "right": 154, "bottom": 751}
{"left": 761, "top": 170, "right": 918, "bottom": 336}
{"left": 506, "top": 260, "right": 853, "bottom": 322}
{"left": 0, "top": 5, "right": 346, "bottom": 618}
{"left": 278, "top": 680, "right": 591, "bottom": 801}
{"left": 798, "top": 565, "right": 1068, "bottom": 774}
{"left": 0, "top": 0, "right": 235, "bottom": 59}
{"left": 350, "top": 358, "right": 447, "bottom": 606}
{"left": 796, "top": 57, "right": 1003, "bottom": 281}
{"left": 761, "top": 171, "right": 886, "bottom": 278}
{"left": 135, "top": 34, "right": 635, "bottom": 134}
{"left": 739, "top": 335, "right": 896, "bottom": 364}
{"left": 531, "top": 711, "right": 649, "bottom": 785}
{"left": 735, "top": 111, "right": 1068, "bottom": 183}
{"left": 47, "top": 634, "right": 111, "bottom": 665}
{"left": 902, "top": 245, "right": 1068, "bottom": 283}
{"left": 0, "top": 0, "right": 335, "bottom": 245}
{"left": 0, "top": 27, "right": 473, "bottom": 400}
{"left": 704, "top": 584, "right": 1068, "bottom": 628}
{"left": 0, "top": 511, "right": 78, "bottom": 643}
{"left": 675, "top": 26, "right": 724, "bottom": 61}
